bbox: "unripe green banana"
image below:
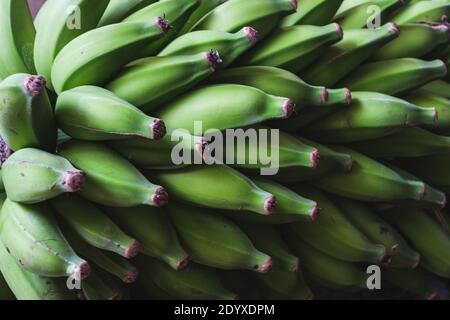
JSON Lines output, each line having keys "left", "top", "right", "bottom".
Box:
{"left": 194, "top": 0, "right": 297, "bottom": 39}
{"left": 0, "top": 73, "right": 56, "bottom": 152}
{"left": 168, "top": 203, "right": 273, "bottom": 272}
{"left": 178, "top": 0, "right": 229, "bottom": 35}
{"left": 288, "top": 233, "right": 367, "bottom": 290}
{"left": 51, "top": 194, "right": 140, "bottom": 258}
{"left": 149, "top": 165, "right": 276, "bottom": 215}
{"left": 156, "top": 84, "right": 294, "bottom": 134}
{"left": 139, "top": 275, "right": 177, "bottom": 300}
{"left": 419, "top": 79, "right": 450, "bottom": 99}
{"left": 56, "top": 86, "right": 166, "bottom": 141}
{"left": 334, "top": 0, "right": 405, "bottom": 29}
{"left": 372, "top": 23, "right": 450, "bottom": 60}
{"left": 301, "top": 23, "right": 400, "bottom": 87}
{"left": 159, "top": 28, "right": 258, "bottom": 67}
{"left": 391, "top": 0, "right": 450, "bottom": 24}
{"left": 2, "top": 148, "right": 85, "bottom": 204}
{"left": 281, "top": 0, "right": 344, "bottom": 26}
{"left": 98, "top": 0, "right": 158, "bottom": 26}
{"left": 237, "top": 223, "right": 299, "bottom": 272}
{"left": 136, "top": 256, "right": 237, "bottom": 300}
{"left": 339, "top": 58, "right": 448, "bottom": 95}
{"left": 51, "top": 17, "right": 170, "bottom": 93}
{"left": 303, "top": 92, "right": 438, "bottom": 143}
{"left": 380, "top": 208, "right": 450, "bottom": 278}
{"left": 58, "top": 140, "right": 168, "bottom": 207}
{"left": 0, "top": 0, "right": 36, "bottom": 78}
{"left": 103, "top": 205, "right": 188, "bottom": 271}
{"left": 347, "top": 126, "right": 450, "bottom": 158}
{"left": 33, "top": 0, "right": 110, "bottom": 90}
{"left": 106, "top": 51, "right": 222, "bottom": 113}
{"left": 333, "top": 197, "right": 420, "bottom": 268}
{"left": 62, "top": 227, "right": 138, "bottom": 284}
{"left": 80, "top": 267, "right": 123, "bottom": 300}
{"left": 288, "top": 186, "right": 386, "bottom": 264}
{"left": 123, "top": 0, "right": 201, "bottom": 56}
{"left": 237, "top": 23, "right": 343, "bottom": 73}
{"left": 257, "top": 270, "right": 313, "bottom": 300}
{"left": 0, "top": 198, "right": 89, "bottom": 280}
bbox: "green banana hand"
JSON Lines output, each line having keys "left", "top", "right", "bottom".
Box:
{"left": 56, "top": 86, "right": 166, "bottom": 141}
{"left": 168, "top": 203, "right": 273, "bottom": 272}
{"left": 0, "top": 73, "right": 56, "bottom": 152}
{"left": 98, "top": 0, "right": 158, "bottom": 26}
{"left": 2, "top": 148, "right": 85, "bottom": 203}
{"left": 57, "top": 140, "right": 168, "bottom": 207}
{"left": 391, "top": 0, "right": 450, "bottom": 24}
{"left": 107, "top": 51, "right": 222, "bottom": 113}
{"left": 281, "top": 0, "right": 344, "bottom": 26}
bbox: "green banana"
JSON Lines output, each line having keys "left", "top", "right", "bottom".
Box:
{"left": 0, "top": 0, "right": 36, "bottom": 77}
{"left": 103, "top": 205, "right": 189, "bottom": 271}
{"left": 380, "top": 208, "right": 450, "bottom": 278}
{"left": 0, "top": 73, "right": 56, "bottom": 152}
{"left": 52, "top": 194, "right": 140, "bottom": 258}
{"left": 237, "top": 23, "right": 343, "bottom": 73}
{"left": 80, "top": 267, "right": 123, "bottom": 300}
{"left": 136, "top": 256, "right": 237, "bottom": 300}
{"left": 347, "top": 126, "right": 450, "bottom": 158}
{"left": 0, "top": 198, "right": 89, "bottom": 279}
{"left": 149, "top": 165, "right": 276, "bottom": 215}
{"left": 98, "top": 0, "right": 158, "bottom": 26}
{"left": 339, "top": 58, "right": 448, "bottom": 95}
{"left": 302, "top": 92, "right": 438, "bottom": 143}
{"left": 281, "top": 0, "right": 344, "bottom": 26}
{"left": 106, "top": 51, "right": 222, "bottom": 113}
{"left": 194, "top": 0, "right": 297, "bottom": 38}
{"left": 237, "top": 223, "right": 299, "bottom": 272}
{"left": 62, "top": 227, "right": 138, "bottom": 284}
{"left": 159, "top": 28, "right": 258, "bottom": 67}
{"left": 256, "top": 270, "right": 308, "bottom": 299}
{"left": 58, "top": 140, "right": 168, "bottom": 207}
{"left": 33, "top": 0, "right": 110, "bottom": 90}
{"left": 123, "top": 0, "right": 201, "bottom": 56}
{"left": 156, "top": 84, "right": 293, "bottom": 134}
{"left": 372, "top": 23, "right": 450, "bottom": 60}
{"left": 56, "top": 86, "right": 166, "bottom": 141}
{"left": 419, "top": 79, "right": 450, "bottom": 99}
{"left": 288, "top": 233, "right": 367, "bottom": 290}
{"left": 178, "top": 0, "right": 229, "bottom": 35}
{"left": 1, "top": 148, "right": 85, "bottom": 203}
{"left": 51, "top": 17, "right": 170, "bottom": 93}
{"left": 334, "top": 0, "right": 405, "bottom": 29}
{"left": 333, "top": 197, "right": 420, "bottom": 268}
{"left": 168, "top": 203, "right": 273, "bottom": 272}
{"left": 288, "top": 186, "right": 386, "bottom": 264}
{"left": 301, "top": 23, "right": 400, "bottom": 87}
{"left": 391, "top": 0, "right": 450, "bottom": 24}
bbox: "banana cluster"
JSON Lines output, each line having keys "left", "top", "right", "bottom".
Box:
{"left": 0, "top": 0, "right": 449, "bottom": 300}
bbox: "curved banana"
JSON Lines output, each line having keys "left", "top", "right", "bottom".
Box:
{"left": 51, "top": 17, "right": 170, "bottom": 93}
{"left": 419, "top": 79, "right": 450, "bottom": 99}
{"left": 0, "top": 73, "right": 56, "bottom": 152}
{"left": 301, "top": 23, "right": 400, "bottom": 86}
{"left": 33, "top": 0, "right": 110, "bottom": 90}
{"left": 178, "top": 0, "right": 229, "bottom": 35}
{"left": 392, "top": 0, "right": 450, "bottom": 24}
{"left": 57, "top": 140, "right": 168, "bottom": 207}
{"left": 52, "top": 194, "right": 140, "bottom": 258}
{"left": 98, "top": 0, "right": 158, "bottom": 26}
{"left": 2, "top": 148, "right": 85, "bottom": 203}
{"left": 106, "top": 51, "right": 222, "bottom": 113}
{"left": 156, "top": 84, "right": 293, "bottom": 134}
{"left": 0, "top": 0, "right": 36, "bottom": 78}
{"left": 0, "top": 198, "right": 89, "bottom": 280}
{"left": 103, "top": 205, "right": 189, "bottom": 271}
{"left": 168, "top": 203, "right": 273, "bottom": 272}
{"left": 56, "top": 86, "right": 166, "bottom": 141}
{"left": 159, "top": 27, "right": 258, "bottom": 67}
{"left": 237, "top": 23, "right": 343, "bottom": 73}
{"left": 194, "top": 0, "right": 297, "bottom": 39}
{"left": 303, "top": 91, "right": 438, "bottom": 143}
{"left": 289, "top": 186, "right": 386, "bottom": 264}
{"left": 281, "top": 0, "right": 344, "bottom": 27}
{"left": 149, "top": 165, "right": 276, "bottom": 215}
{"left": 339, "top": 58, "right": 448, "bottom": 95}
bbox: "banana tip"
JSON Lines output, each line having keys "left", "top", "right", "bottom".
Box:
{"left": 124, "top": 240, "right": 141, "bottom": 258}
{"left": 344, "top": 88, "right": 352, "bottom": 105}
{"left": 309, "top": 202, "right": 319, "bottom": 221}
{"left": 243, "top": 27, "right": 258, "bottom": 45}
{"left": 263, "top": 196, "right": 277, "bottom": 215}
{"left": 291, "top": 259, "right": 300, "bottom": 273}
{"left": 62, "top": 171, "right": 86, "bottom": 192}
{"left": 156, "top": 16, "right": 170, "bottom": 33}
{"left": 320, "top": 88, "right": 329, "bottom": 104}
{"left": 0, "top": 136, "right": 12, "bottom": 166}
{"left": 439, "top": 194, "right": 447, "bottom": 208}
{"left": 204, "top": 50, "right": 223, "bottom": 72}
{"left": 289, "top": 0, "right": 297, "bottom": 10}
{"left": 257, "top": 257, "right": 273, "bottom": 273}
{"left": 122, "top": 268, "right": 139, "bottom": 284}
{"left": 151, "top": 187, "right": 169, "bottom": 207}
{"left": 282, "top": 99, "right": 295, "bottom": 118}
{"left": 334, "top": 23, "right": 343, "bottom": 40}
{"left": 176, "top": 255, "right": 190, "bottom": 270}
{"left": 24, "top": 75, "right": 46, "bottom": 97}
{"left": 387, "top": 22, "right": 400, "bottom": 36}
{"left": 75, "top": 261, "right": 91, "bottom": 281}
{"left": 152, "top": 119, "right": 167, "bottom": 140}
{"left": 310, "top": 149, "right": 320, "bottom": 168}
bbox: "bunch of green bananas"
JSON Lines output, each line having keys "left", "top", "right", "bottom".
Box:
{"left": 0, "top": 0, "right": 449, "bottom": 300}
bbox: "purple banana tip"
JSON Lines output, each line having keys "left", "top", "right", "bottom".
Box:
{"left": 310, "top": 149, "right": 320, "bottom": 168}
{"left": 309, "top": 203, "right": 319, "bottom": 221}
{"left": 151, "top": 187, "right": 169, "bottom": 207}
{"left": 282, "top": 99, "right": 295, "bottom": 118}
{"left": 320, "top": 88, "right": 329, "bottom": 104}
{"left": 151, "top": 119, "right": 166, "bottom": 140}
{"left": 243, "top": 27, "right": 258, "bottom": 45}
{"left": 334, "top": 23, "right": 343, "bottom": 39}
{"left": 257, "top": 257, "right": 273, "bottom": 273}
{"left": 156, "top": 16, "right": 170, "bottom": 33}
{"left": 204, "top": 50, "right": 222, "bottom": 72}
{"left": 24, "top": 75, "right": 46, "bottom": 97}
{"left": 122, "top": 269, "right": 139, "bottom": 284}
{"left": 124, "top": 240, "right": 141, "bottom": 259}
{"left": 289, "top": 0, "right": 297, "bottom": 10}
{"left": 76, "top": 262, "right": 91, "bottom": 281}
{"left": 388, "top": 22, "right": 400, "bottom": 36}
{"left": 263, "top": 196, "right": 277, "bottom": 215}
{"left": 344, "top": 88, "right": 352, "bottom": 104}
{"left": 0, "top": 137, "right": 12, "bottom": 166}
{"left": 62, "top": 171, "right": 85, "bottom": 192}
{"left": 176, "top": 256, "right": 190, "bottom": 270}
